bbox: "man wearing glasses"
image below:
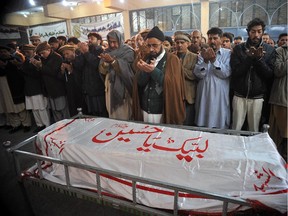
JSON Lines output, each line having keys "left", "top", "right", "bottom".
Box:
{"left": 230, "top": 18, "right": 275, "bottom": 132}
{"left": 133, "top": 26, "right": 185, "bottom": 125}
{"left": 99, "top": 30, "right": 135, "bottom": 120}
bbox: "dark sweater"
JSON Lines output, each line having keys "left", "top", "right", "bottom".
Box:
{"left": 0, "top": 58, "right": 25, "bottom": 104}
{"left": 40, "top": 51, "right": 66, "bottom": 98}
{"left": 22, "top": 58, "right": 44, "bottom": 96}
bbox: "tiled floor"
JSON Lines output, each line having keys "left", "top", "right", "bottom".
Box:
{"left": 0, "top": 125, "right": 36, "bottom": 148}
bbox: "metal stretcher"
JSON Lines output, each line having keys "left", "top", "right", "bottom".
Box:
{"left": 8, "top": 110, "right": 271, "bottom": 216}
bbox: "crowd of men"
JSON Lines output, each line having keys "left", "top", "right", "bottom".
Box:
{"left": 0, "top": 18, "right": 287, "bottom": 160}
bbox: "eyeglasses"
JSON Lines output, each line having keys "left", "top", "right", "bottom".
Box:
{"left": 147, "top": 43, "right": 162, "bottom": 48}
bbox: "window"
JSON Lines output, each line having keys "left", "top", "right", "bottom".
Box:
{"left": 129, "top": 4, "right": 201, "bottom": 35}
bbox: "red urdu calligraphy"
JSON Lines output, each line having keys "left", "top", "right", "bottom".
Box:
{"left": 48, "top": 137, "right": 66, "bottom": 154}
{"left": 137, "top": 135, "right": 209, "bottom": 163}
{"left": 91, "top": 124, "right": 163, "bottom": 143}
{"left": 43, "top": 118, "right": 76, "bottom": 156}
{"left": 91, "top": 123, "right": 209, "bottom": 163}
{"left": 253, "top": 167, "right": 282, "bottom": 192}
{"left": 84, "top": 118, "right": 96, "bottom": 122}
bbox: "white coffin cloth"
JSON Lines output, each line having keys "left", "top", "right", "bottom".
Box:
{"left": 34, "top": 118, "right": 288, "bottom": 214}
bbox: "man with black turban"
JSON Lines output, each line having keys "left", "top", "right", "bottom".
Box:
{"left": 133, "top": 26, "right": 186, "bottom": 124}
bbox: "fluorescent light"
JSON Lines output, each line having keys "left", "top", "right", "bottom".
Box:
{"left": 23, "top": 14, "right": 28, "bottom": 17}
{"left": 62, "top": 0, "right": 78, "bottom": 7}
{"left": 62, "top": 0, "right": 69, "bottom": 6}
{"left": 29, "top": 0, "right": 36, "bottom": 6}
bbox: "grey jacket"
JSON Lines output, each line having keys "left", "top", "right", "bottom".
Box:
{"left": 269, "top": 45, "right": 287, "bottom": 107}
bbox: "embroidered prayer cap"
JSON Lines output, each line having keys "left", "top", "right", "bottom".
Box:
{"left": 35, "top": 41, "right": 51, "bottom": 54}
{"left": 174, "top": 33, "right": 191, "bottom": 43}
{"left": 146, "top": 26, "right": 165, "bottom": 42}
{"left": 87, "top": 32, "right": 102, "bottom": 41}
{"left": 29, "top": 35, "right": 41, "bottom": 41}
{"left": 22, "top": 44, "right": 36, "bottom": 51}
{"left": 58, "top": 45, "right": 76, "bottom": 53}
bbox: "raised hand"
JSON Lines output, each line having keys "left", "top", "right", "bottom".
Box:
{"left": 136, "top": 59, "right": 155, "bottom": 73}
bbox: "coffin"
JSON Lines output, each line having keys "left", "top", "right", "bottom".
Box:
{"left": 34, "top": 117, "right": 287, "bottom": 214}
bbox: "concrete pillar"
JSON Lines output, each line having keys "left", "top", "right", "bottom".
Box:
{"left": 201, "top": 0, "right": 209, "bottom": 39}
{"left": 66, "top": 19, "right": 72, "bottom": 37}
{"left": 122, "top": 10, "right": 131, "bottom": 40}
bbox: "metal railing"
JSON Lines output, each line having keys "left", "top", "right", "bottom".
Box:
{"left": 10, "top": 135, "right": 252, "bottom": 216}
{"left": 7, "top": 110, "right": 264, "bottom": 216}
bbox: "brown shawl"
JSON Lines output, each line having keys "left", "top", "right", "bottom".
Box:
{"left": 132, "top": 52, "right": 186, "bottom": 124}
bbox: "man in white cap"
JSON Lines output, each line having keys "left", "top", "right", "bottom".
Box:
{"left": 174, "top": 32, "right": 198, "bottom": 126}
{"left": 31, "top": 41, "right": 70, "bottom": 122}
{"left": 29, "top": 35, "right": 41, "bottom": 46}
{"left": 59, "top": 44, "right": 87, "bottom": 116}
{"left": 22, "top": 44, "right": 50, "bottom": 133}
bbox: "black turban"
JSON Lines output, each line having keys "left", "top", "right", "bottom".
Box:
{"left": 146, "top": 26, "right": 165, "bottom": 42}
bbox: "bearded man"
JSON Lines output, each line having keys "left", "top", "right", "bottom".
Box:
{"left": 230, "top": 18, "right": 275, "bottom": 132}
{"left": 99, "top": 30, "right": 135, "bottom": 120}
{"left": 133, "top": 26, "right": 185, "bottom": 124}
{"left": 193, "top": 27, "right": 232, "bottom": 129}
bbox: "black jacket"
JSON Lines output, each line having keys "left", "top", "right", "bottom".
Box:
{"left": 40, "top": 51, "right": 66, "bottom": 98}
{"left": 230, "top": 40, "right": 275, "bottom": 99}
{"left": 22, "top": 58, "right": 45, "bottom": 96}
{"left": 0, "top": 58, "right": 25, "bottom": 104}
{"left": 78, "top": 48, "right": 105, "bottom": 97}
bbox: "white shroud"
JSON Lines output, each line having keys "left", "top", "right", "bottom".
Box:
{"left": 35, "top": 118, "right": 288, "bottom": 214}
